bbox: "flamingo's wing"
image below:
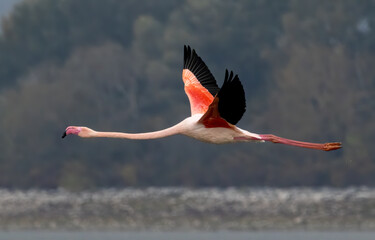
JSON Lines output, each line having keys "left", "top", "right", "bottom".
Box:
{"left": 183, "top": 45, "right": 220, "bottom": 115}
{"left": 199, "top": 70, "right": 246, "bottom": 127}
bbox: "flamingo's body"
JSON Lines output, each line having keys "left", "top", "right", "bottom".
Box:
{"left": 63, "top": 46, "right": 341, "bottom": 151}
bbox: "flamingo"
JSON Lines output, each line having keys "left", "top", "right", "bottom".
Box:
{"left": 62, "top": 45, "right": 341, "bottom": 151}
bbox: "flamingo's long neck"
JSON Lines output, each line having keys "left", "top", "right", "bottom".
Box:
{"left": 92, "top": 124, "right": 183, "bottom": 140}
{"left": 259, "top": 134, "right": 342, "bottom": 151}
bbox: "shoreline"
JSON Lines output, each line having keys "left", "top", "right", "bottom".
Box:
{"left": 0, "top": 187, "right": 374, "bottom": 231}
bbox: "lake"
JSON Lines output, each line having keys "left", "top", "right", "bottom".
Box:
{"left": 1, "top": 187, "right": 375, "bottom": 231}
{"left": 0, "top": 231, "right": 374, "bottom": 240}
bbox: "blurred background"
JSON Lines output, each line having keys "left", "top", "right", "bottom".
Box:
{"left": 0, "top": 0, "right": 374, "bottom": 234}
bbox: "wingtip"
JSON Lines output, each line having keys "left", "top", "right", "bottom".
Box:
{"left": 192, "top": 49, "right": 196, "bottom": 58}
{"left": 184, "top": 45, "right": 193, "bottom": 67}
{"left": 224, "top": 69, "right": 235, "bottom": 82}
{"left": 187, "top": 45, "right": 191, "bottom": 53}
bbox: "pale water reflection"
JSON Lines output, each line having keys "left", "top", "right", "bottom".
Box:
{"left": 0, "top": 231, "right": 375, "bottom": 240}
{"left": 1, "top": 187, "right": 375, "bottom": 231}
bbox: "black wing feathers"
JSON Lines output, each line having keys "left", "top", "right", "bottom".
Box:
{"left": 217, "top": 70, "right": 246, "bottom": 125}
{"left": 184, "top": 45, "right": 220, "bottom": 96}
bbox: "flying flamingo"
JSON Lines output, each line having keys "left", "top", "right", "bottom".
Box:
{"left": 62, "top": 46, "right": 341, "bottom": 151}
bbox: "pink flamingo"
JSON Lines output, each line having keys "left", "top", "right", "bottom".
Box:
{"left": 63, "top": 46, "right": 341, "bottom": 151}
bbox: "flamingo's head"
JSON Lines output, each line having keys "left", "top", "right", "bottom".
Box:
{"left": 62, "top": 126, "right": 94, "bottom": 138}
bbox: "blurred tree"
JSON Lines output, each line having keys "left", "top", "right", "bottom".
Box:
{"left": 0, "top": 0, "right": 179, "bottom": 89}
{"left": 259, "top": 0, "right": 375, "bottom": 185}
{"left": 284, "top": 0, "right": 375, "bottom": 52}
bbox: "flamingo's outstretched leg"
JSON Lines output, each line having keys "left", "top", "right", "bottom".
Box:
{"left": 259, "top": 134, "right": 342, "bottom": 151}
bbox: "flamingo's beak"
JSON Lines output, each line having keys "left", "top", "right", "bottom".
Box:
{"left": 62, "top": 126, "right": 82, "bottom": 138}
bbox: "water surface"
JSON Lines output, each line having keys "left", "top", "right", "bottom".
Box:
{"left": 1, "top": 187, "right": 375, "bottom": 231}
{"left": 0, "top": 231, "right": 375, "bottom": 240}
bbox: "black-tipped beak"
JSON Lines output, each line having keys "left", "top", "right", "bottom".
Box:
{"left": 62, "top": 131, "right": 67, "bottom": 138}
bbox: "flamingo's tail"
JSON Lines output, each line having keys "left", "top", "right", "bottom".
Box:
{"left": 259, "top": 134, "right": 342, "bottom": 151}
